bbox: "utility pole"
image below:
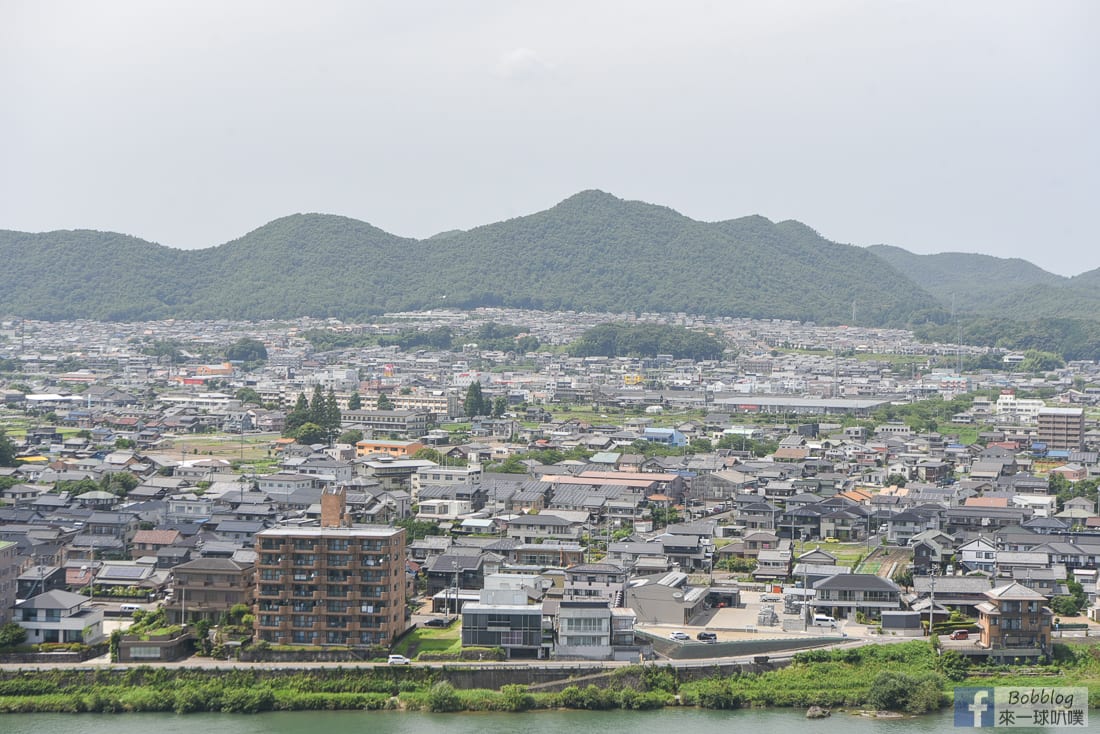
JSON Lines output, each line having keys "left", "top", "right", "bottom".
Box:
{"left": 928, "top": 567, "right": 937, "bottom": 638}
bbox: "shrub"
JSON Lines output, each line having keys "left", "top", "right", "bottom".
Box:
{"left": 937, "top": 650, "right": 970, "bottom": 681}
{"left": 426, "top": 681, "right": 461, "bottom": 713}
{"left": 499, "top": 684, "right": 533, "bottom": 712}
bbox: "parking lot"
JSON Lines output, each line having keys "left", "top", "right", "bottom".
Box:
{"left": 636, "top": 588, "right": 857, "bottom": 643}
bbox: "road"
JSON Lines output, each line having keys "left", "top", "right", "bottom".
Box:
{"left": 0, "top": 636, "right": 889, "bottom": 673}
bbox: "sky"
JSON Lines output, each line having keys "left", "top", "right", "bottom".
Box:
{"left": 1, "top": 1, "right": 1097, "bottom": 276}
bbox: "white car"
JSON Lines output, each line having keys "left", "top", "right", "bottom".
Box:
{"left": 668, "top": 631, "right": 690, "bottom": 641}
{"left": 387, "top": 654, "right": 411, "bottom": 665}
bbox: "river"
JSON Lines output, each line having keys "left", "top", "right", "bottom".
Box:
{"left": 1, "top": 708, "right": 972, "bottom": 734}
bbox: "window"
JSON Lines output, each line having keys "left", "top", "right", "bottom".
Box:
{"left": 129, "top": 646, "right": 161, "bottom": 659}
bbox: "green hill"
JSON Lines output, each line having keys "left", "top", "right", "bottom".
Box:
{"left": 0, "top": 190, "right": 945, "bottom": 324}
{"left": 867, "top": 244, "right": 1065, "bottom": 313}
{"left": 868, "top": 245, "right": 1100, "bottom": 321}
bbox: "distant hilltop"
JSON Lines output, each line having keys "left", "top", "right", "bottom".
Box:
{"left": 1, "top": 189, "right": 1097, "bottom": 324}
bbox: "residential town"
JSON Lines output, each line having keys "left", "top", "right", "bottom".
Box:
{"left": 1, "top": 309, "right": 1098, "bottom": 666}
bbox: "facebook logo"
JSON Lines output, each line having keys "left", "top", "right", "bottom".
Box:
{"left": 955, "top": 687, "right": 995, "bottom": 728}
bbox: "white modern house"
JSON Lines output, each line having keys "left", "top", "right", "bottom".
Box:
{"left": 13, "top": 590, "right": 105, "bottom": 644}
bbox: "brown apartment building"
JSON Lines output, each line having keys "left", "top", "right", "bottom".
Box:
{"left": 253, "top": 488, "right": 407, "bottom": 647}
{"left": 1037, "top": 407, "right": 1085, "bottom": 452}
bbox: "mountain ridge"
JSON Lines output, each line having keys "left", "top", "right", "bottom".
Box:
{"left": 0, "top": 190, "right": 1093, "bottom": 324}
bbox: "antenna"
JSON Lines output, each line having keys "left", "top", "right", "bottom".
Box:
{"left": 953, "top": 293, "right": 961, "bottom": 375}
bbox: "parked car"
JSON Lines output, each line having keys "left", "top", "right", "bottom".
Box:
{"left": 668, "top": 631, "right": 690, "bottom": 640}
{"left": 948, "top": 630, "right": 969, "bottom": 640}
{"left": 387, "top": 654, "right": 411, "bottom": 665}
{"left": 823, "top": 536, "right": 839, "bottom": 543}
{"left": 423, "top": 617, "right": 450, "bottom": 628}
{"left": 696, "top": 631, "right": 718, "bottom": 642}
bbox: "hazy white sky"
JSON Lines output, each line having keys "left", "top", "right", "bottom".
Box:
{"left": 2, "top": 1, "right": 1096, "bottom": 275}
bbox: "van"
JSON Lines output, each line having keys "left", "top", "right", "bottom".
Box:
{"left": 119, "top": 603, "right": 142, "bottom": 613}
{"left": 812, "top": 614, "right": 837, "bottom": 627}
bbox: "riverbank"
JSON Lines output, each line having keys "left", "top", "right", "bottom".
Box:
{"left": 1, "top": 641, "right": 1096, "bottom": 714}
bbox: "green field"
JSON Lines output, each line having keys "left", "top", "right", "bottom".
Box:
{"left": 392, "top": 621, "right": 462, "bottom": 659}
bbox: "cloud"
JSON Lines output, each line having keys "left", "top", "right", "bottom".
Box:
{"left": 494, "top": 47, "right": 554, "bottom": 80}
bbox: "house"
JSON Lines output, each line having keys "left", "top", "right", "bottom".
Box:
{"left": 563, "top": 562, "right": 628, "bottom": 606}
{"left": 506, "top": 513, "right": 585, "bottom": 545}
{"left": 425, "top": 552, "right": 490, "bottom": 596}
{"left": 625, "top": 570, "right": 708, "bottom": 625}
{"left": 910, "top": 575, "right": 993, "bottom": 617}
{"left": 958, "top": 536, "right": 997, "bottom": 574}
{"left": 976, "top": 582, "right": 1053, "bottom": 661}
{"left": 130, "top": 529, "right": 182, "bottom": 560}
{"left": 811, "top": 573, "right": 902, "bottom": 620}
{"left": 165, "top": 556, "right": 255, "bottom": 625}
{"left": 909, "top": 529, "right": 956, "bottom": 575}
{"left": 554, "top": 600, "right": 638, "bottom": 660}
{"left": 461, "top": 586, "right": 549, "bottom": 659}
{"left": 15, "top": 565, "right": 67, "bottom": 601}
{"left": 13, "top": 589, "right": 105, "bottom": 644}
{"left": 753, "top": 547, "right": 793, "bottom": 581}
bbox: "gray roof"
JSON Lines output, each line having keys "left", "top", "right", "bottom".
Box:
{"left": 15, "top": 589, "right": 89, "bottom": 609}
{"left": 813, "top": 573, "right": 900, "bottom": 592}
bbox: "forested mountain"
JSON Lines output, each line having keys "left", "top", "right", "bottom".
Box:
{"left": 1, "top": 190, "right": 1083, "bottom": 326}
{"left": 867, "top": 245, "right": 1065, "bottom": 313}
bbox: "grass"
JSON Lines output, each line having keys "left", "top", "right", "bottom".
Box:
{"left": 392, "top": 621, "right": 462, "bottom": 659}
{"left": 796, "top": 540, "right": 869, "bottom": 568}
{"left": 154, "top": 433, "right": 279, "bottom": 463}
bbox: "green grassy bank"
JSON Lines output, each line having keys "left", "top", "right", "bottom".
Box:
{"left": 1, "top": 641, "right": 1097, "bottom": 714}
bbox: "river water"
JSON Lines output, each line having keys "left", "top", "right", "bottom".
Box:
{"left": 2, "top": 708, "right": 965, "bottom": 734}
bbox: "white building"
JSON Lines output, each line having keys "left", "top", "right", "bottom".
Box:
{"left": 13, "top": 590, "right": 105, "bottom": 644}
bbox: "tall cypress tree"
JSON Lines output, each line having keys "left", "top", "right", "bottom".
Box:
{"left": 324, "top": 388, "right": 341, "bottom": 443}
{"left": 309, "top": 384, "right": 326, "bottom": 425}
{"left": 463, "top": 382, "right": 487, "bottom": 417}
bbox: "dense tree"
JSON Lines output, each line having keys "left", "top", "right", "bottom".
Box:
{"left": 411, "top": 447, "right": 444, "bottom": 464}
{"left": 100, "top": 472, "right": 139, "bottom": 497}
{"left": 569, "top": 323, "right": 725, "bottom": 361}
{"left": 347, "top": 391, "right": 362, "bottom": 410}
{"left": 285, "top": 392, "right": 310, "bottom": 434}
{"left": 377, "top": 393, "right": 394, "bottom": 410}
{"left": 235, "top": 387, "right": 261, "bottom": 404}
{"left": 293, "top": 422, "right": 326, "bottom": 445}
{"left": 394, "top": 518, "right": 444, "bottom": 540}
{"left": 225, "top": 337, "right": 268, "bottom": 364}
{"left": 142, "top": 340, "right": 184, "bottom": 364}
{"left": 491, "top": 396, "right": 508, "bottom": 418}
{"left": 1017, "top": 349, "right": 1065, "bottom": 373}
{"left": 337, "top": 429, "right": 364, "bottom": 445}
{"left": 0, "top": 429, "right": 16, "bottom": 467}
